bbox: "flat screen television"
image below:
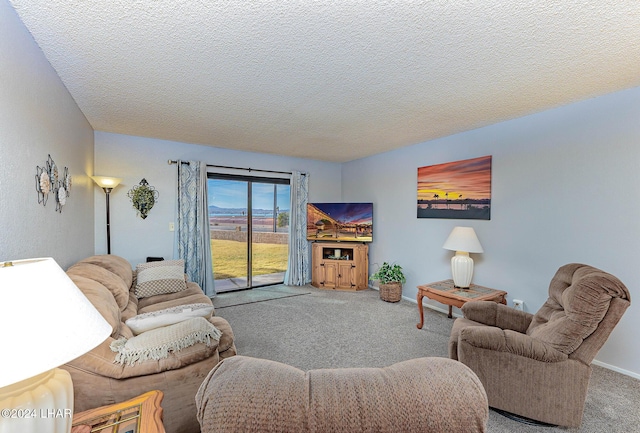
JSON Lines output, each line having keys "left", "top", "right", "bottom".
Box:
{"left": 307, "top": 202, "right": 373, "bottom": 242}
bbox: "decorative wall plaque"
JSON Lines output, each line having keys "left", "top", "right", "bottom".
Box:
{"left": 127, "top": 178, "right": 158, "bottom": 219}
{"left": 35, "top": 154, "right": 70, "bottom": 212}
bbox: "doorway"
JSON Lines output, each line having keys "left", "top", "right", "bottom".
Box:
{"left": 207, "top": 174, "right": 290, "bottom": 292}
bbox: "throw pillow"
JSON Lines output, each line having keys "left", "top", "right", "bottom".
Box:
{"left": 125, "top": 303, "right": 215, "bottom": 335}
{"left": 110, "top": 317, "right": 221, "bottom": 366}
{"left": 135, "top": 259, "right": 187, "bottom": 298}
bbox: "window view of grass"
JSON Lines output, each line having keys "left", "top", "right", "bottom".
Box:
{"left": 211, "top": 239, "right": 288, "bottom": 280}
{"left": 207, "top": 177, "right": 290, "bottom": 289}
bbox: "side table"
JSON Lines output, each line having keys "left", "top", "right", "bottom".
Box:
{"left": 71, "top": 390, "right": 165, "bottom": 433}
{"left": 417, "top": 279, "right": 507, "bottom": 326}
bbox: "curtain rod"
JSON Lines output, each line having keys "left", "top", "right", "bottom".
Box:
{"left": 167, "top": 160, "right": 306, "bottom": 176}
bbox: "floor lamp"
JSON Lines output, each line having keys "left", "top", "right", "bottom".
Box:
{"left": 92, "top": 176, "right": 122, "bottom": 254}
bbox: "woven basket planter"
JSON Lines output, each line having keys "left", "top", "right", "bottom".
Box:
{"left": 379, "top": 282, "right": 403, "bottom": 303}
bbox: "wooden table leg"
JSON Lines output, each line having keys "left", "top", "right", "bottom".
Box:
{"left": 417, "top": 291, "right": 424, "bottom": 329}
{"left": 448, "top": 305, "right": 453, "bottom": 319}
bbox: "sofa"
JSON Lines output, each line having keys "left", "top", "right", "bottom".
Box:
{"left": 449, "top": 263, "right": 630, "bottom": 427}
{"left": 196, "top": 355, "right": 489, "bottom": 433}
{"left": 62, "top": 254, "right": 236, "bottom": 433}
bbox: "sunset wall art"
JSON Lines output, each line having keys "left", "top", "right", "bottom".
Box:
{"left": 417, "top": 155, "right": 492, "bottom": 220}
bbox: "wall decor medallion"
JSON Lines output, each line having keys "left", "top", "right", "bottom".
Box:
{"left": 35, "top": 165, "right": 51, "bottom": 206}
{"left": 128, "top": 178, "right": 158, "bottom": 219}
{"left": 35, "top": 154, "right": 70, "bottom": 211}
{"left": 55, "top": 166, "right": 71, "bottom": 213}
{"left": 417, "top": 155, "right": 492, "bottom": 220}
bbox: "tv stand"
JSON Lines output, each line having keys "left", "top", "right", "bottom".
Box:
{"left": 311, "top": 242, "right": 369, "bottom": 291}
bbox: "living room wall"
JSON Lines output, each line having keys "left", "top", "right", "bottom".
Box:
{"left": 0, "top": 0, "right": 95, "bottom": 268}
{"left": 342, "top": 86, "right": 640, "bottom": 378}
{"left": 94, "top": 132, "right": 342, "bottom": 266}
{"left": 6, "top": 0, "right": 637, "bottom": 377}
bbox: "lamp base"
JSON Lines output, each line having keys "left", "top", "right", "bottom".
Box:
{"left": 451, "top": 251, "right": 474, "bottom": 289}
{"left": 0, "top": 368, "right": 73, "bottom": 433}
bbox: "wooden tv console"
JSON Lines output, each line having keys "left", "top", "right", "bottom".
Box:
{"left": 311, "top": 242, "right": 369, "bottom": 291}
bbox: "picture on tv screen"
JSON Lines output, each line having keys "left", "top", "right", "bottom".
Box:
{"left": 307, "top": 203, "right": 373, "bottom": 242}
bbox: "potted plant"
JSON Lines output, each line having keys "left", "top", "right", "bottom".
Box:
{"left": 370, "top": 262, "right": 406, "bottom": 303}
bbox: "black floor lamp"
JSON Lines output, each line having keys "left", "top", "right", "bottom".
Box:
{"left": 92, "top": 176, "right": 122, "bottom": 254}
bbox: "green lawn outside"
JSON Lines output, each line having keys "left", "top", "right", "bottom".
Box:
{"left": 211, "top": 239, "right": 288, "bottom": 280}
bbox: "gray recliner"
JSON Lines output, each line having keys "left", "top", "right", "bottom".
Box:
{"left": 449, "top": 263, "right": 630, "bottom": 427}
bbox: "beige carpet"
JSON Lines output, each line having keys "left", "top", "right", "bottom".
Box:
{"left": 215, "top": 285, "right": 640, "bottom": 432}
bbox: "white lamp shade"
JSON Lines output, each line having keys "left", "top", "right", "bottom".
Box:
{"left": 91, "top": 176, "right": 122, "bottom": 189}
{"left": 0, "top": 258, "right": 112, "bottom": 389}
{"left": 442, "top": 227, "right": 484, "bottom": 253}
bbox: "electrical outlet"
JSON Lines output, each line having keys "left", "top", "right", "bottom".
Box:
{"left": 513, "top": 299, "right": 523, "bottom": 311}
{"left": 169, "top": 222, "right": 175, "bottom": 232}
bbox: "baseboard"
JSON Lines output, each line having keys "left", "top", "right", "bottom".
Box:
{"left": 395, "top": 290, "right": 640, "bottom": 380}
{"left": 591, "top": 360, "right": 640, "bottom": 380}
{"left": 401, "top": 293, "right": 463, "bottom": 318}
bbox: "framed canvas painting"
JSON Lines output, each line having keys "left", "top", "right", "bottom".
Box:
{"left": 417, "top": 155, "right": 492, "bottom": 220}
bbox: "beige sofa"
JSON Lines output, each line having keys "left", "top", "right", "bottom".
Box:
{"left": 63, "top": 254, "right": 236, "bottom": 433}
{"left": 196, "top": 355, "right": 489, "bottom": 433}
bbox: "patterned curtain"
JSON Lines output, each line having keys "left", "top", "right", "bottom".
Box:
{"left": 177, "top": 161, "right": 215, "bottom": 296}
{"left": 284, "top": 171, "right": 310, "bottom": 285}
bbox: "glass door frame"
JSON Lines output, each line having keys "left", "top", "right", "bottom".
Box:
{"left": 207, "top": 172, "right": 290, "bottom": 291}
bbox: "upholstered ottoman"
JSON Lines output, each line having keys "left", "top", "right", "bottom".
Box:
{"left": 196, "top": 356, "right": 489, "bottom": 433}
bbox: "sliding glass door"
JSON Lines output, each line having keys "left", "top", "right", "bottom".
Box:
{"left": 207, "top": 178, "right": 249, "bottom": 291}
{"left": 207, "top": 174, "right": 290, "bottom": 292}
{"left": 251, "top": 183, "right": 290, "bottom": 286}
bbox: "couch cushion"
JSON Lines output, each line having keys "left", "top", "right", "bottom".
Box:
{"left": 126, "top": 303, "right": 215, "bottom": 335}
{"left": 67, "top": 262, "right": 130, "bottom": 311}
{"left": 137, "top": 283, "right": 212, "bottom": 313}
{"left": 196, "top": 356, "right": 309, "bottom": 433}
{"left": 67, "top": 274, "right": 121, "bottom": 338}
{"left": 527, "top": 263, "right": 630, "bottom": 354}
{"left": 307, "top": 357, "right": 488, "bottom": 432}
{"left": 121, "top": 293, "right": 139, "bottom": 322}
{"left": 135, "top": 260, "right": 187, "bottom": 298}
{"left": 111, "top": 317, "right": 221, "bottom": 366}
{"left": 75, "top": 255, "right": 133, "bottom": 289}
{"left": 196, "top": 356, "right": 489, "bottom": 433}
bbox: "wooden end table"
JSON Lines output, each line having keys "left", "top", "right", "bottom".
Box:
{"left": 71, "top": 390, "right": 165, "bottom": 433}
{"left": 417, "top": 279, "right": 507, "bottom": 326}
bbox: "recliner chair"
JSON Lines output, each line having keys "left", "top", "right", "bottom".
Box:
{"left": 449, "top": 263, "right": 630, "bottom": 427}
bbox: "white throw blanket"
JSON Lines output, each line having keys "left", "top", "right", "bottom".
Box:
{"left": 111, "top": 317, "right": 221, "bottom": 366}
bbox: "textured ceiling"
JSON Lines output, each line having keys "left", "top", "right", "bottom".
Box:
{"left": 8, "top": 1, "right": 640, "bottom": 162}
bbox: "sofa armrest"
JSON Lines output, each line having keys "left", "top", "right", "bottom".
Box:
{"left": 68, "top": 312, "right": 236, "bottom": 380}
{"left": 462, "top": 301, "right": 533, "bottom": 333}
{"left": 459, "top": 326, "right": 567, "bottom": 363}
{"left": 67, "top": 333, "right": 220, "bottom": 380}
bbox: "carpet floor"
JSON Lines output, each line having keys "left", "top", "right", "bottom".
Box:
{"left": 213, "top": 285, "right": 640, "bottom": 432}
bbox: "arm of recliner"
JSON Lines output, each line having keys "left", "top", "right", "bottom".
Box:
{"left": 459, "top": 326, "right": 567, "bottom": 362}
{"left": 462, "top": 301, "right": 533, "bottom": 333}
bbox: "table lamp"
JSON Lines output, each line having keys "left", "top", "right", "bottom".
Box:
{"left": 0, "top": 258, "right": 112, "bottom": 433}
{"left": 442, "top": 226, "right": 484, "bottom": 288}
{"left": 92, "top": 176, "right": 122, "bottom": 254}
